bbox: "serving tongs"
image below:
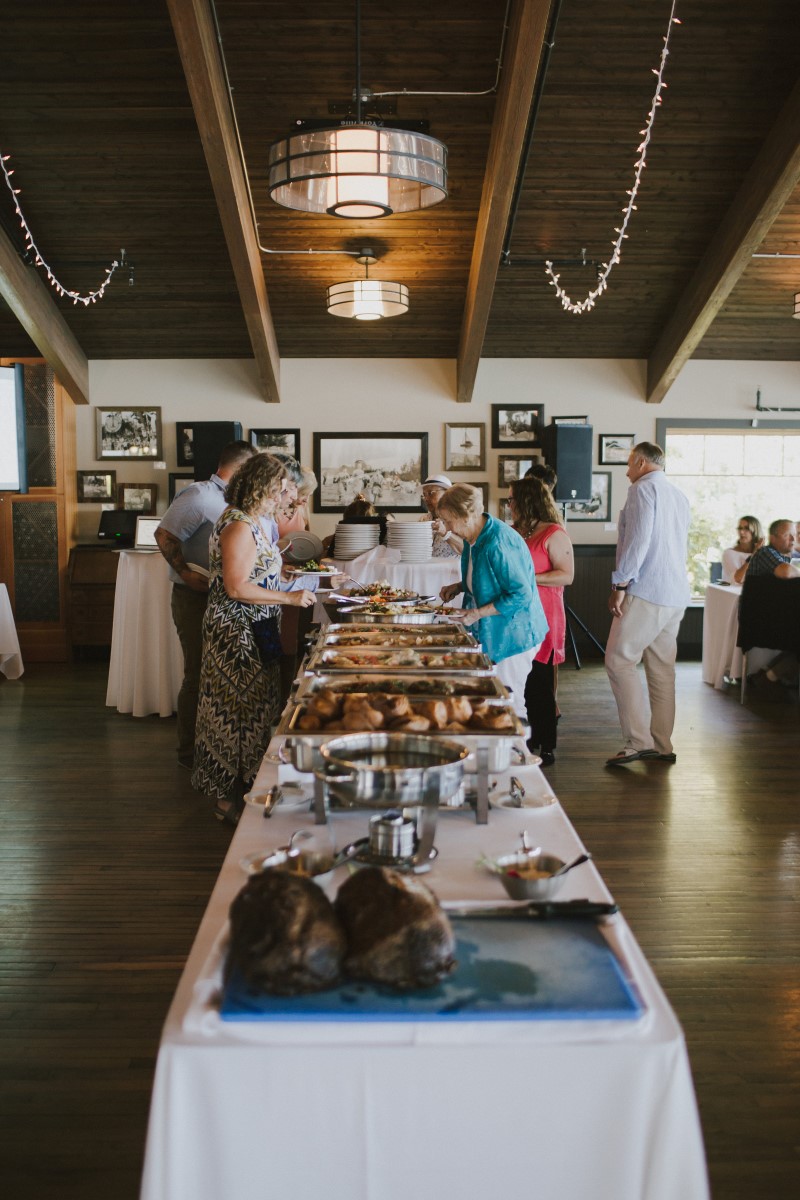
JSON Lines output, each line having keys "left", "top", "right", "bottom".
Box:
{"left": 442, "top": 899, "right": 618, "bottom": 920}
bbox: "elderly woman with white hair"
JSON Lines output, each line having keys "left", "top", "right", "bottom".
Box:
{"left": 438, "top": 483, "right": 548, "bottom": 716}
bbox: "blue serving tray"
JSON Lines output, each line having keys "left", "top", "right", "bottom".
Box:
{"left": 220, "top": 918, "right": 643, "bottom": 1022}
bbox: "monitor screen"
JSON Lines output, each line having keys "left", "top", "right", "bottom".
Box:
{"left": 134, "top": 515, "right": 161, "bottom": 549}
{"left": 97, "top": 510, "right": 138, "bottom": 545}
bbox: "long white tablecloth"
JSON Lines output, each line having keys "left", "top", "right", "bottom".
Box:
{"left": 0, "top": 582, "right": 24, "bottom": 679}
{"left": 106, "top": 551, "right": 183, "bottom": 717}
{"left": 314, "top": 553, "right": 463, "bottom": 624}
{"left": 701, "top": 583, "right": 771, "bottom": 689}
{"left": 140, "top": 747, "right": 708, "bottom": 1200}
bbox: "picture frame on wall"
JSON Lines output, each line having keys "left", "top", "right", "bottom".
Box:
{"left": 490, "top": 404, "right": 544, "bottom": 450}
{"left": 117, "top": 482, "right": 158, "bottom": 514}
{"left": 249, "top": 428, "right": 300, "bottom": 459}
{"left": 444, "top": 423, "right": 485, "bottom": 471}
{"left": 462, "top": 482, "right": 489, "bottom": 511}
{"left": 498, "top": 497, "right": 514, "bottom": 525}
{"left": 76, "top": 470, "right": 116, "bottom": 503}
{"left": 565, "top": 472, "right": 611, "bottom": 522}
{"left": 497, "top": 455, "right": 535, "bottom": 488}
{"left": 553, "top": 415, "right": 588, "bottom": 426}
{"left": 176, "top": 423, "right": 194, "bottom": 467}
{"left": 599, "top": 434, "right": 635, "bottom": 465}
{"left": 96, "top": 407, "right": 162, "bottom": 460}
{"left": 169, "top": 473, "right": 194, "bottom": 502}
{"left": 313, "top": 432, "right": 428, "bottom": 513}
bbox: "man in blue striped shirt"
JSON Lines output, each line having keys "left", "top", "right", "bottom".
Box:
{"left": 605, "top": 442, "right": 691, "bottom": 766}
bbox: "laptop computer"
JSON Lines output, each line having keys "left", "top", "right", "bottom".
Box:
{"left": 133, "top": 514, "right": 162, "bottom": 551}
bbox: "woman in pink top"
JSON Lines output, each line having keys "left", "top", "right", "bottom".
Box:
{"left": 509, "top": 477, "right": 574, "bottom": 765}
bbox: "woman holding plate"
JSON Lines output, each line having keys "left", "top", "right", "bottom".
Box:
{"left": 437, "top": 484, "right": 548, "bottom": 716}
{"left": 192, "top": 453, "right": 315, "bottom": 824}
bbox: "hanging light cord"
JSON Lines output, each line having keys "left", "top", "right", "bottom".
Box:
{"left": 545, "top": 0, "right": 682, "bottom": 316}
{"left": 0, "top": 149, "right": 122, "bottom": 304}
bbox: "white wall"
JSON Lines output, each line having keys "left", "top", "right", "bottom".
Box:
{"left": 74, "top": 356, "right": 800, "bottom": 542}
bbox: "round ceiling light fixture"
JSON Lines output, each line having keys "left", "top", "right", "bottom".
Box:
{"left": 326, "top": 248, "right": 409, "bottom": 320}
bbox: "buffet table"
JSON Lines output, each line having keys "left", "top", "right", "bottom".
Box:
{"left": 0, "top": 583, "right": 23, "bottom": 679}
{"left": 140, "top": 751, "right": 708, "bottom": 1200}
{"left": 701, "top": 583, "right": 771, "bottom": 689}
{"left": 313, "top": 553, "right": 462, "bottom": 624}
{"left": 106, "top": 551, "right": 183, "bottom": 717}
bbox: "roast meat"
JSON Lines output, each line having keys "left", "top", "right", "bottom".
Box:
{"left": 335, "top": 867, "right": 456, "bottom": 990}
{"left": 225, "top": 869, "right": 345, "bottom": 996}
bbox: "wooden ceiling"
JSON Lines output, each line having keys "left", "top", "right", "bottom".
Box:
{"left": 0, "top": 0, "right": 799, "bottom": 404}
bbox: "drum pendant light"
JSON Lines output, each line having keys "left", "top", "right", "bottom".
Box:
{"left": 326, "top": 250, "right": 409, "bottom": 320}
{"left": 267, "top": 2, "right": 447, "bottom": 219}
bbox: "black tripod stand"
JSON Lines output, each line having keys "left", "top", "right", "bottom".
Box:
{"left": 564, "top": 603, "right": 606, "bottom": 669}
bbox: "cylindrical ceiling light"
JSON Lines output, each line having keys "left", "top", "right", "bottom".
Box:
{"left": 268, "top": 124, "right": 447, "bottom": 219}
{"left": 267, "top": 1, "right": 447, "bottom": 219}
{"left": 794, "top": 292, "right": 800, "bottom": 319}
{"left": 327, "top": 277, "right": 409, "bottom": 320}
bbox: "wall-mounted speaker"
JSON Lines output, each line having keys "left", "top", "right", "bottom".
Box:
{"left": 192, "top": 421, "right": 244, "bottom": 481}
{"left": 541, "top": 424, "right": 593, "bottom": 503}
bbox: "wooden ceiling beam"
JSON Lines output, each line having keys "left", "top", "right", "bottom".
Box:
{"left": 647, "top": 77, "right": 800, "bottom": 404}
{"left": 0, "top": 226, "right": 90, "bottom": 405}
{"left": 166, "top": 0, "right": 280, "bottom": 403}
{"left": 456, "top": 0, "right": 553, "bottom": 403}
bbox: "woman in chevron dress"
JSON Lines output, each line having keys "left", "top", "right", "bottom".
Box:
{"left": 192, "top": 453, "right": 315, "bottom": 822}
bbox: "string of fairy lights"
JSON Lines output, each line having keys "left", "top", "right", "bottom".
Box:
{"left": 0, "top": 149, "right": 122, "bottom": 305}
{"left": 544, "top": 0, "right": 682, "bottom": 316}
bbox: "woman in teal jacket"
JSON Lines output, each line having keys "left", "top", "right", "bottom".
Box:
{"left": 438, "top": 484, "right": 548, "bottom": 715}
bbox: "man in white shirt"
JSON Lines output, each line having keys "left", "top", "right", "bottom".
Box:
{"left": 605, "top": 442, "right": 691, "bottom": 766}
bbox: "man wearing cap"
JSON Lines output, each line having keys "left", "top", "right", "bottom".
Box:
{"left": 420, "top": 474, "right": 462, "bottom": 558}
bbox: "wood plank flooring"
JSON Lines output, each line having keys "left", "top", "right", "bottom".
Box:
{"left": 0, "top": 660, "right": 798, "bottom": 1199}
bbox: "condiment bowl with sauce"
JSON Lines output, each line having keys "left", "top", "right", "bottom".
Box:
{"left": 483, "top": 850, "right": 569, "bottom": 901}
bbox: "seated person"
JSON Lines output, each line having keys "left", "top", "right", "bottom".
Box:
{"left": 734, "top": 519, "right": 795, "bottom": 584}
{"left": 419, "top": 473, "right": 461, "bottom": 557}
{"left": 722, "top": 515, "right": 763, "bottom": 583}
{"left": 323, "top": 494, "right": 388, "bottom": 558}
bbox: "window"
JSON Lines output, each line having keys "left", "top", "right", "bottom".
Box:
{"left": 663, "top": 429, "right": 800, "bottom": 597}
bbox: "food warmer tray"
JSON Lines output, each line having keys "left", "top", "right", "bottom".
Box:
{"left": 320, "top": 602, "right": 447, "bottom": 626}
{"left": 304, "top": 646, "right": 496, "bottom": 675}
{"left": 275, "top": 700, "right": 528, "bottom": 776}
{"left": 293, "top": 672, "right": 511, "bottom": 702}
{"left": 315, "top": 623, "right": 479, "bottom": 648}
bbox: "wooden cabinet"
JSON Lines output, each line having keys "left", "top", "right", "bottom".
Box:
{"left": 67, "top": 545, "right": 119, "bottom": 652}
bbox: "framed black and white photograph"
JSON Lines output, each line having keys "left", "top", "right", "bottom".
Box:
{"left": 176, "top": 423, "right": 194, "bottom": 467}
{"left": 497, "top": 455, "right": 535, "bottom": 488}
{"left": 76, "top": 470, "right": 116, "bottom": 503}
{"left": 313, "top": 432, "right": 428, "bottom": 513}
{"left": 249, "top": 428, "right": 300, "bottom": 459}
{"left": 169, "top": 473, "right": 194, "bottom": 503}
{"left": 444, "top": 423, "right": 485, "bottom": 472}
{"left": 599, "top": 434, "right": 635, "bottom": 465}
{"left": 490, "top": 404, "right": 544, "bottom": 449}
{"left": 462, "top": 482, "right": 489, "bottom": 511}
{"left": 498, "top": 497, "right": 514, "bottom": 525}
{"left": 553, "top": 415, "right": 588, "bottom": 426}
{"left": 565, "top": 472, "right": 611, "bottom": 522}
{"left": 96, "top": 407, "right": 162, "bottom": 460}
{"left": 117, "top": 482, "right": 158, "bottom": 514}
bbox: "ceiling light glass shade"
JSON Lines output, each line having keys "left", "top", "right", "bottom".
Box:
{"left": 326, "top": 279, "right": 410, "bottom": 320}
{"left": 794, "top": 292, "right": 800, "bottom": 319}
{"left": 268, "top": 125, "right": 447, "bottom": 218}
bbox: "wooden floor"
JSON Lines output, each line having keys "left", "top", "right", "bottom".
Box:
{"left": 0, "top": 659, "right": 798, "bottom": 1199}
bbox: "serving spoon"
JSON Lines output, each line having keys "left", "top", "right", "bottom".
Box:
{"left": 551, "top": 852, "right": 592, "bottom": 877}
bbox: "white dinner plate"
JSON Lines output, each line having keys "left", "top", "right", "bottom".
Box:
{"left": 278, "top": 531, "right": 324, "bottom": 564}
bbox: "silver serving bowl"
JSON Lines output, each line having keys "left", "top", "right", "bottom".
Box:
{"left": 315, "top": 732, "right": 469, "bottom": 809}
{"left": 483, "top": 851, "right": 568, "bottom": 901}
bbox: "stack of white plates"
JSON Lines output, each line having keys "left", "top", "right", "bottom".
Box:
{"left": 333, "top": 522, "right": 381, "bottom": 560}
{"left": 387, "top": 520, "right": 433, "bottom": 563}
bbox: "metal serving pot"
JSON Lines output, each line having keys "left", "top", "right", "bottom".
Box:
{"left": 314, "top": 733, "right": 469, "bottom": 809}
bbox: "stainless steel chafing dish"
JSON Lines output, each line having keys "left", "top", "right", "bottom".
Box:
{"left": 315, "top": 622, "right": 479, "bottom": 648}
{"left": 304, "top": 646, "right": 496, "bottom": 675}
{"left": 275, "top": 700, "right": 527, "bottom": 776}
{"left": 294, "top": 673, "right": 510, "bottom": 702}
{"left": 321, "top": 603, "right": 447, "bottom": 625}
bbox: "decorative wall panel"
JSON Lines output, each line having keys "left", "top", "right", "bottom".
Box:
{"left": 12, "top": 500, "right": 60, "bottom": 621}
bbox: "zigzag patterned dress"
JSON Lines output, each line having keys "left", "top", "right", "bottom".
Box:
{"left": 192, "top": 507, "right": 282, "bottom": 800}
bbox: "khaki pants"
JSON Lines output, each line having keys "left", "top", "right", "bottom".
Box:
{"left": 170, "top": 584, "right": 208, "bottom": 760}
{"left": 605, "top": 594, "right": 684, "bottom": 755}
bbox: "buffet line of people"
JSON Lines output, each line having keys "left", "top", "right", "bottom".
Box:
{"left": 154, "top": 440, "right": 575, "bottom": 825}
